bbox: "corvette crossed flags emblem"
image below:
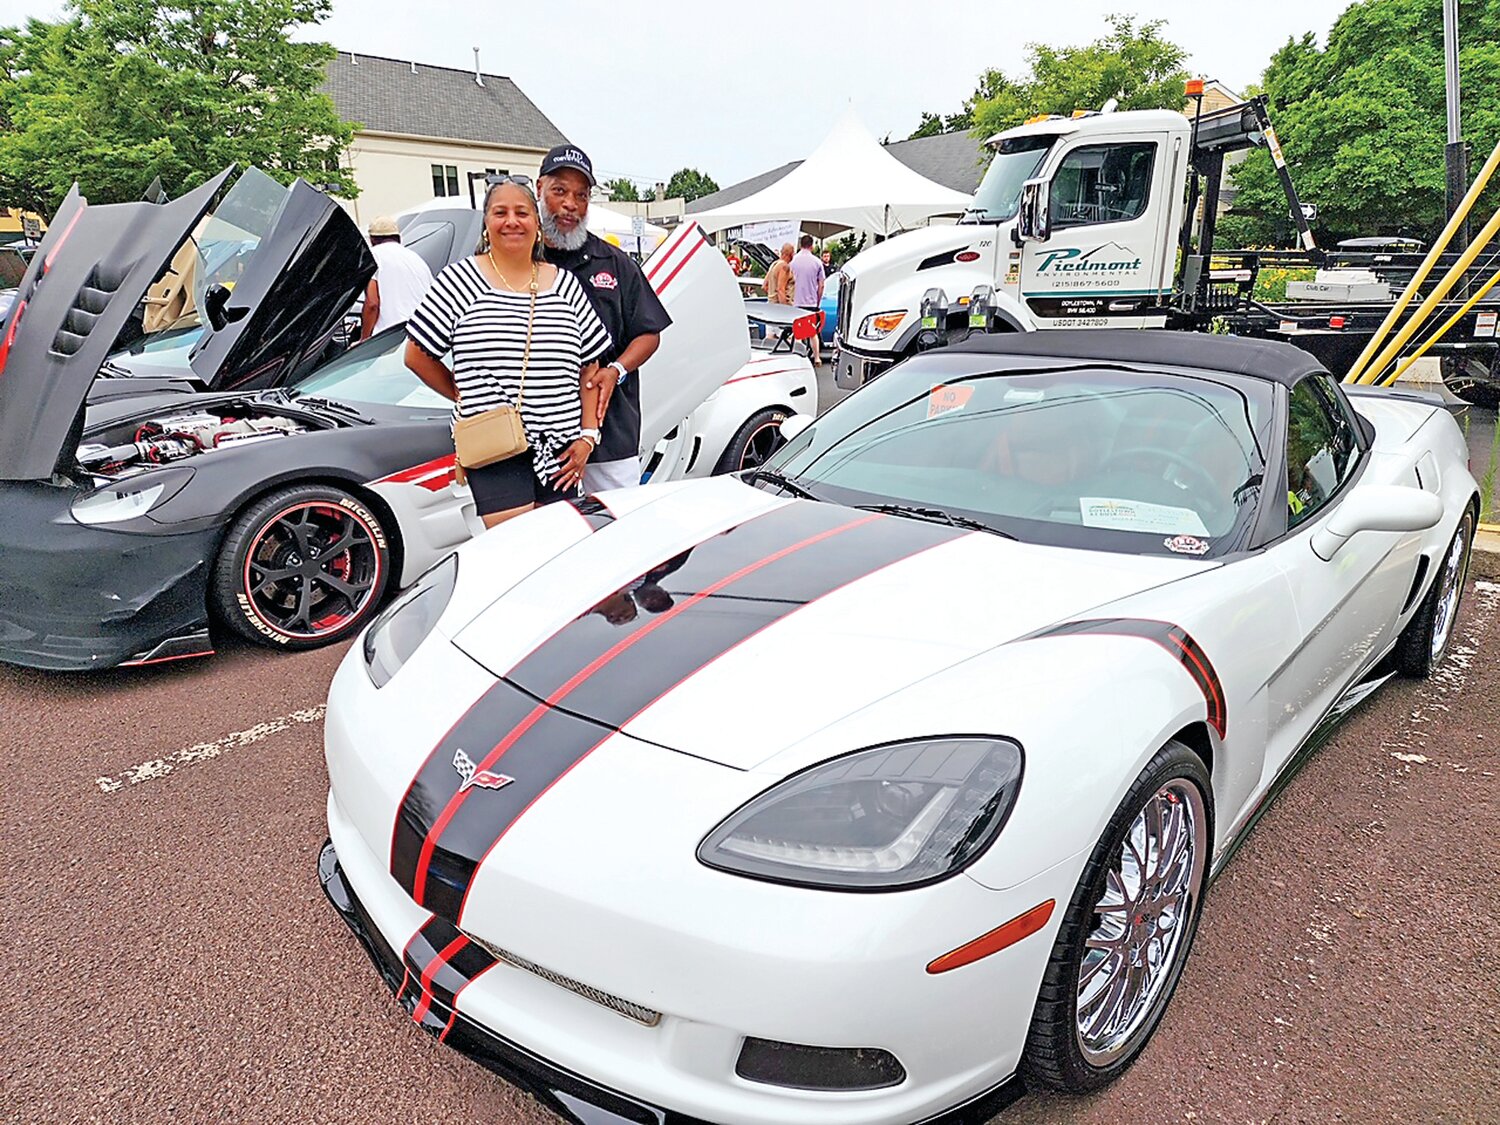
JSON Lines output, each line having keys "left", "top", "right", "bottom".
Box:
{"left": 453, "top": 748, "right": 515, "bottom": 793}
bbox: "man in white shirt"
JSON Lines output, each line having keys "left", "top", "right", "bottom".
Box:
{"left": 360, "top": 215, "right": 433, "bottom": 340}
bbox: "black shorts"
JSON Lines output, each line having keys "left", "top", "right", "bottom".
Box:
{"left": 465, "top": 455, "right": 577, "bottom": 515}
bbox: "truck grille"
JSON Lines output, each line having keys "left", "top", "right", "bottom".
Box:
{"left": 837, "top": 276, "right": 854, "bottom": 347}
{"left": 466, "top": 934, "right": 662, "bottom": 1027}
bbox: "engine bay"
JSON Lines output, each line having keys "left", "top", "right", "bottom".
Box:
{"left": 78, "top": 406, "right": 314, "bottom": 478}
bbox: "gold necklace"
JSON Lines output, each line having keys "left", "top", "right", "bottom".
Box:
{"left": 487, "top": 248, "right": 538, "bottom": 293}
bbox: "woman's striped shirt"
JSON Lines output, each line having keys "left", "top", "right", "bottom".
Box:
{"left": 406, "top": 258, "right": 612, "bottom": 484}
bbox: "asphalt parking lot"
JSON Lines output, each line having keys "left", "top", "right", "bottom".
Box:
{"left": 3, "top": 561, "right": 1496, "bottom": 1124}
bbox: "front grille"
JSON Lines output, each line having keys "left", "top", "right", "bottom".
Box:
{"left": 466, "top": 934, "right": 662, "bottom": 1027}
{"left": 736, "top": 1037, "right": 906, "bottom": 1091}
{"left": 837, "top": 275, "right": 854, "bottom": 346}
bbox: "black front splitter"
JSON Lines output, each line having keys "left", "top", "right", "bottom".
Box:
{"left": 317, "top": 840, "right": 1025, "bottom": 1125}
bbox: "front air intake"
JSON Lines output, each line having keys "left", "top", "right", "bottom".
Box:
{"left": 735, "top": 1037, "right": 906, "bottom": 1091}
{"left": 464, "top": 934, "right": 662, "bottom": 1027}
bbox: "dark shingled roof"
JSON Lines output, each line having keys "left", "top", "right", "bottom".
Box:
{"left": 322, "top": 51, "right": 569, "bottom": 151}
{"left": 688, "top": 129, "right": 986, "bottom": 214}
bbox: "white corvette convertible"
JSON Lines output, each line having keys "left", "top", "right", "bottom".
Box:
{"left": 319, "top": 331, "right": 1478, "bottom": 1125}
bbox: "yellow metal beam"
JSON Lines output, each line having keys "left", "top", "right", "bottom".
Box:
{"left": 1377, "top": 264, "right": 1500, "bottom": 385}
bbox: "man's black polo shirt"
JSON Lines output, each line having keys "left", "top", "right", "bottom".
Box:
{"left": 545, "top": 232, "right": 672, "bottom": 463}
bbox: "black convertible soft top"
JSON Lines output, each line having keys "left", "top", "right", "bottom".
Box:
{"left": 940, "top": 329, "right": 1327, "bottom": 386}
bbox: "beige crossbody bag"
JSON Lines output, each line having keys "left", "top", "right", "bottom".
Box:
{"left": 452, "top": 270, "right": 536, "bottom": 470}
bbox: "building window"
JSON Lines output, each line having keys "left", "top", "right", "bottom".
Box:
{"left": 431, "top": 164, "right": 460, "bottom": 197}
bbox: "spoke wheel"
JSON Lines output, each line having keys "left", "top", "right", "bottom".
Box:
{"left": 212, "top": 485, "right": 393, "bottom": 650}
{"left": 1022, "top": 741, "right": 1213, "bottom": 1093}
{"left": 1396, "top": 510, "right": 1474, "bottom": 678}
{"left": 715, "top": 409, "right": 789, "bottom": 475}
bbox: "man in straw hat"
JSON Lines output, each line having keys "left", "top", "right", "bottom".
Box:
{"left": 361, "top": 215, "right": 433, "bottom": 340}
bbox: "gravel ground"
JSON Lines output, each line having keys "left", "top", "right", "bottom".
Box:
{"left": 1, "top": 579, "right": 1495, "bottom": 1125}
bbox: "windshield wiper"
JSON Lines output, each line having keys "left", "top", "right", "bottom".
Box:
{"left": 856, "top": 503, "right": 1014, "bottom": 538}
{"left": 292, "top": 394, "right": 373, "bottom": 424}
{"left": 744, "top": 468, "right": 823, "bottom": 501}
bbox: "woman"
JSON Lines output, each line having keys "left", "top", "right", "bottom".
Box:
{"left": 404, "top": 177, "right": 611, "bottom": 528}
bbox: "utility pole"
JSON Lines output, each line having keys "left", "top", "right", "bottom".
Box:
{"left": 1444, "top": 0, "right": 1468, "bottom": 252}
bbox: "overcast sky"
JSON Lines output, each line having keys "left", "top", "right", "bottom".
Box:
{"left": 10, "top": 0, "right": 1359, "bottom": 189}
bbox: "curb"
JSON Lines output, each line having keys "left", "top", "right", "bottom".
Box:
{"left": 1475, "top": 523, "right": 1500, "bottom": 581}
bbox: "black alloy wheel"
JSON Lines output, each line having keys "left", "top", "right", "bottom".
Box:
{"left": 212, "top": 484, "right": 392, "bottom": 650}
{"left": 716, "top": 408, "right": 789, "bottom": 475}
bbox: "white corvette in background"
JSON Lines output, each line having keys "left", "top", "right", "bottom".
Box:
{"left": 320, "top": 331, "right": 1477, "bottom": 1125}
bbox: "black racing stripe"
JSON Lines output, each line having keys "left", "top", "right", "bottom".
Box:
{"left": 1031, "top": 618, "right": 1226, "bottom": 737}
{"left": 393, "top": 501, "right": 963, "bottom": 923}
{"left": 569, "top": 495, "right": 615, "bottom": 530}
{"left": 399, "top": 914, "right": 497, "bottom": 1031}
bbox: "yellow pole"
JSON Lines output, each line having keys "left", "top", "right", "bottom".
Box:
{"left": 1356, "top": 204, "right": 1500, "bottom": 384}
{"left": 1378, "top": 264, "right": 1500, "bottom": 386}
{"left": 1344, "top": 139, "right": 1500, "bottom": 383}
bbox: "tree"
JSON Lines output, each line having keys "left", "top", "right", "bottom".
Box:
{"left": 664, "top": 167, "right": 719, "bottom": 203}
{"left": 968, "top": 16, "right": 1189, "bottom": 139}
{"left": 603, "top": 177, "right": 640, "bottom": 202}
{"left": 0, "top": 0, "right": 355, "bottom": 216}
{"left": 1221, "top": 0, "right": 1500, "bottom": 247}
{"left": 907, "top": 110, "right": 970, "bottom": 140}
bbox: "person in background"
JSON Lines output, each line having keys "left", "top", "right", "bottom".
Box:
{"left": 535, "top": 144, "right": 673, "bottom": 493}
{"left": 820, "top": 248, "right": 834, "bottom": 274}
{"left": 790, "top": 233, "right": 826, "bottom": 365}
{"left": 404, "top": 178, "right": 609, "bottom": 528}
{"left": 360, "top": 216, "right": 433, "bottom": 340}
{"left": 764, "top": 243, "right": 794, "bottom": 304}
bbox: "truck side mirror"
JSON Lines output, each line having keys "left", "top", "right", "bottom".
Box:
{"left": 1016, "top": 178, "right": 1051, "bottom": 243}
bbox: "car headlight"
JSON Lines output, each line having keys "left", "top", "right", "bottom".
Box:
{"left": 698, "top": 737, "right": 1023, "bottom": 890}
{"left": 70, "top": 468, "right": 193, "bottom": 525}
{"left": 362, "top": 553, "right": 458, "bottom": 688}
{"left": 857, "top": 311, "right": 906, "bottom": 340}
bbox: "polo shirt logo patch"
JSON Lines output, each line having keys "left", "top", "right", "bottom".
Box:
{"left": 590, "top": 271, "right": 619, "bottom": 290}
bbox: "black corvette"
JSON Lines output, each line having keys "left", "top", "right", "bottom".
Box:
{"left": 0, "top": 168, "right": 469, "bottom": 671}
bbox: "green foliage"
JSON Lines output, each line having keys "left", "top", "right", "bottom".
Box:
{"left": 907, "top": 110, "right": 971, "bottom": 140}
{"left": 967, "top": 16, "right": 1189, "bottom": 139}
{"left": 0, "top": 0, "right": 355, "bottom": 215}
{"left": 824, "top": 231, "right": 866, "bottom": 268}
{"left": 603, "top": 177, "right": 640, "bottom": 202}
{"left": 1482, "top": 418, "right": 1499, "bottom": 522}
{"left": 664, "top": 167, "right": 719, "bottom": 204}
{"left": 1224, "top": 0, "right": 1500, "bottom": 246}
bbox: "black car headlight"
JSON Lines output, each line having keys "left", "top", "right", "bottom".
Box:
{"left": 698, "top": 737, "right": 1023, "bottom": 890}
{"left": 362, "top": 553, "right": 458, "bottom": 688}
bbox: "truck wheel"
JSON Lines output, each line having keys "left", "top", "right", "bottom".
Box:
{"left": 715, "top": 409, "right": 789, "bottom": 475}
{"left": 212, "top": 484, "right": 392, "bottom": 650}
{"left": 1440, "top": 353, "right": 1500, "bottom": 408}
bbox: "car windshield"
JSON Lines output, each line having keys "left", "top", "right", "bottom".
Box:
{"left": 964, "top": 136, "right": 1056, "bottom": 223}
{"left": 293, "top": 328, "right": 450, "bottom": 409}
{"left": 192, "top": 167, "right": 291, "bottom": 312}
{"left": 764, "top": 359, "right": 1273, "bottom": 557}
{"left": 112, "top": 325, "right": 204, "bottom": 373}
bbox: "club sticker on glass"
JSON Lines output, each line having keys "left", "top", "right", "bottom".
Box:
{"left": 1163, "top": 534, "right": 1211, "bottom": 556}
{"left": 928, "top": 384, "right": 975, "bottom": 418}
{"left": 1080, "top": 498, "right": 1209, "bottom": 536}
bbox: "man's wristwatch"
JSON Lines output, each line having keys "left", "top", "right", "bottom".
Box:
{"left": 609, "top": 361, "right": 629, "bottom": 385}
{"left": 580, "top": 427, "right": 601, "bottom": 447}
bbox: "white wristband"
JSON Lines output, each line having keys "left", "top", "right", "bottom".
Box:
{"left": 580, "top": 427, "right": 601, "bottom": 445}
{"left": 609, "top": 361, "right": 629, "bottom": 384}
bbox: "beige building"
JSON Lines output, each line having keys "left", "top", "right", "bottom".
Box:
{"left": 321, "top": 51, "right": 570, "bottom": 227}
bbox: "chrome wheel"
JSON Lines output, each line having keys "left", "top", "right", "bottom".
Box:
{"left": 1076, "top": 778, "right": 1208, "bottom": 1065}
{"left": 1429, "top": 521, "right": 1469, "bottom": 662}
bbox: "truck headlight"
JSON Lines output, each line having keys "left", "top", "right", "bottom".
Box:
{"left": 857, "top": 311, "right": 906, "bottom": 340}
{"left": 362, "top": 553, "right": 457, "bottom": 687}
{"left": 698, "top": 737, "right": 1023, "bottom": 890}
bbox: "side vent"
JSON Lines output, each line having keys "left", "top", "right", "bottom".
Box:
{"left": 1401, "top": 555, "right": 1430, "bottom": 615}
{"left": 51, "top": 263, "right": 132, "bottom": 356}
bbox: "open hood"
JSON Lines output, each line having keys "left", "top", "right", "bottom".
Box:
{"left": 0, "top": 168, "right": 373, "bottom": 480}
{"left": 0, "top": 170, "right": 232, "bottom": 481}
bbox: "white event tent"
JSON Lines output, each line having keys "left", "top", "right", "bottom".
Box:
{"left": 689, "top": 109, "right": 973, "bottom": 236}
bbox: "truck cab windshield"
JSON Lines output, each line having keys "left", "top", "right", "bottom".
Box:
{"left": 963, "top": 136, "right": 1056, "bottom": 223}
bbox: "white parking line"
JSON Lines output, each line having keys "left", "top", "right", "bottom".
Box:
{"left": 94, "top": 705, "right": 326, "bottom": 794}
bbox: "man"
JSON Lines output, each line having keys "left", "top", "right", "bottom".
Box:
{"left": 535, "top": 145, "right": 672, "bottom": 492}
{"left": 764, "top": 243, "right": 794, "bottom": 304}
{"left": 789, "top": 233, "right": 826, "bottom": 365}
{"left": 360, "top": 216, "right": 433, "bottom": 340}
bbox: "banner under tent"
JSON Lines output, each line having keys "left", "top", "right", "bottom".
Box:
{"left": 688, "top": 109, "right": 973, "bottom": 237}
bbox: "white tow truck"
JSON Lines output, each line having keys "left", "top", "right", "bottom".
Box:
{"left": 835, "top": 96, "right": 1500, "bottom": 404}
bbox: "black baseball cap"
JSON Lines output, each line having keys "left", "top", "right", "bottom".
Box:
{"left": 539, "top": 144, "right": 595, "bottom": 186}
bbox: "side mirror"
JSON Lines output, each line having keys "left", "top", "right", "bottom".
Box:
{"left": 1310, "top": 486, "right": 1443, "bottom": 561}
{"left": 779, "top": 414, "right": 813, "bottom": 443}
{"left": 1016, "top": 178, "right": 1051, "bottom": 243}
{"left": 202, "top": 283, "right": 248, "bottom": 331}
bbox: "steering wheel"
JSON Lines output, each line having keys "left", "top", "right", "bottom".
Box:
{"left": 1098, "top": 446, "right": 1222, "bottom": 505}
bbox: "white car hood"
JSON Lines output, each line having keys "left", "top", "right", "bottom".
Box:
{"left": 451, "top": 480, "right": 1213, "bottom": 771}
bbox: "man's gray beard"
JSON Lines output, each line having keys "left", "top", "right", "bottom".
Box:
{"left": 540, "top": 206, "right": 588, "bottom": 251}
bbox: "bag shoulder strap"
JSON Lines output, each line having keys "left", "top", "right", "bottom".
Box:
{"left": 515, "top": 267, "right": 537, "bottom": 409}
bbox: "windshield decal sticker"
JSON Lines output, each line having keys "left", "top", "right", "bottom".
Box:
{"left": 1164, "top": 534, "right": 1211, "bottom": 556}
{"left": 1080, "top": 497, "right": 1209, "bottom": 537}
{"left": 928, "top": 384, "right": 975, "bottom": 418}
